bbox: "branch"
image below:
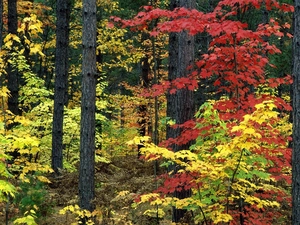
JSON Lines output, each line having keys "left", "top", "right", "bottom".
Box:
{"left": 226, "top": 148, "right": 244, "bottom": 215}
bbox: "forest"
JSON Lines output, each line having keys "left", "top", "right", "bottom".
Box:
{"left": 0, "top": 0, "right": 298, "bottom": 224}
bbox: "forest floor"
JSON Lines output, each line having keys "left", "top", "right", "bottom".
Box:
{"left": 0, "top": 154, "right": 292, "bottom": 225}
{"left": 1, "top": 155, "right": 172, "bottom": 225}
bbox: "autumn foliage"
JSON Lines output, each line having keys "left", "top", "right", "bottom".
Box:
{"left": 0, "top": 0, "right": 294, "bottom": 224}
{"left": 121, "top": 0, "right": 293, "bottom": 224}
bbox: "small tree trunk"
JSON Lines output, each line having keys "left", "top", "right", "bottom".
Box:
{"left": 79, "top": 0, "right": 97, "bottom": 213}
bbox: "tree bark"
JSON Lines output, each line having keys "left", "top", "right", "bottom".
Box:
{"left": 7, "top": 0, "right": 19, "bottom": 116}
{"left": 79, "top": 0, "right": 97, "bottom": 213}
{"left": 51, "top": 0, "right": 71, "bottom": 175}
{"left": 292, "top": 0, "right": 300, "bottom": 223}
{"left": 167, "top": 0, "right": 195, "bottom": 222}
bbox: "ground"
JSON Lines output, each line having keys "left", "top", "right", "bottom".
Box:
{"left": 0, "top": 155, "right": 172, "bottom": 225}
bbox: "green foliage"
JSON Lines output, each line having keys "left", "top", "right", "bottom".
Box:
{"left": 3, "top": 49, "right": 52, "bottom": 111}
{"left": 97, "top": 19, "right": 143, "bottom": 72}
{"left": 62, "top": 106, "right": 81, "bottom": 171}
{"left": 14, "top": 177, "right": 53, "bottom": 219}
{"left": 101, "top": 119, "right": 138, "bottom": 156}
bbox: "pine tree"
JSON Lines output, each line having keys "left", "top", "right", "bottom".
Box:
{"left": 51, "top": 0, "right": 71, "bottom": 175}
{"left": 79, "top": 0, "right": 97, "bottom": 214}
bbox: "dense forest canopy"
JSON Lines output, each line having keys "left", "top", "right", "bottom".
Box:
{"left": 0, "top": 0, "right": 297, "bottom": 224}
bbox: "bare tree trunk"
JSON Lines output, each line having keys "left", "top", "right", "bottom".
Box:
{"left": 292, "top": 0, "right": 300, "bottom": 223}
{"left": 7, "top": 0, "right": 19, "bottom": 116}
{"left": 51, "top": 0, "right": 71, "bottom": 175}
{"left": 167, "top": 0, "right": 195, "bottom": 222}
{"left": 79, "top": 0, "right": 97, "bottom": 213}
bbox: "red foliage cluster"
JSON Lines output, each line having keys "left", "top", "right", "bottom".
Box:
{"left": 155, "top": 173, "right": 197, "bottom": 194}
{"left": 111, "top": 0, "right": 293, "bottom": 116}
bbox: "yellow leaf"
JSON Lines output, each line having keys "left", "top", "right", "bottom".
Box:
{"left": 243, "top": 127, "right": 256, "bottom": 135}
{"left": 4, "top": 40, "right": 13, "bottom": 49}
{"left": 37, "top": 175, "right": 51, "bottom": 183}
{"left": 117, "top": 190, "right": 129, "bottom": 197}
{"left": 0, "top": 87, "right": 11, "bottom": 98}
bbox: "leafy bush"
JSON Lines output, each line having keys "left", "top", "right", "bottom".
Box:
{"left": 14, "top": 176, "right": 53, "bottom": 219}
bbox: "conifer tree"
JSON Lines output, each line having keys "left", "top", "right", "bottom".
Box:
{"left": 79, "top": 0, "right": 97, "bottom": 213}
{"left": 51, "top": 0, "right": 71, "bottom": 175}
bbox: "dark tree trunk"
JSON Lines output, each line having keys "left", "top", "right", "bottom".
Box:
{"left": 167, "top": 0, "right": 195, "bottom": 222}
{"left": 79, "top": 0, "right": 97, "bottom": 213}
{"left": 292, "top": 0, "right": 300, "bottom": 223}
{"left": 138, "top": 32, "right": 151, "bottom": 157}
{"left": 7, "top": 0, "right": 20, "bottom": 116}
{"left": 51, "top": 0, "right": 71, "bottom": 175}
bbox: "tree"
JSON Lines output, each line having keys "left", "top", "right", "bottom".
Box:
{"left": 79, "top": 0, "right": 97, "bottom": 214}
{"left": 166, "top": 0, "right": 195, "bottom": 222}
{"left": 292, "top": 0, "right": 300, "bottom": 223}
{"left": 51, "top": 0, "right": 71, "bottom": 175}
{"left": 7, "top": 0, "right": 19, "bottom": 116}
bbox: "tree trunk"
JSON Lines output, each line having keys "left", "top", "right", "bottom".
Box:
{"left": 167, "top": 0, "right": 195, "bottom": 222}
{"left": 292, "top": 0, "right": 300, "bottom": 223}
{"left": 138, "top": 32, "right": 151, "bottom": 157}
{"left": 79, "top": 0, "right": 97, "bottom": 213}
{"left": 51, "top": 0, "right": 71, "bottom": 175}
{"left": 7, "top": 0, "right": 20, "bottom": 116}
